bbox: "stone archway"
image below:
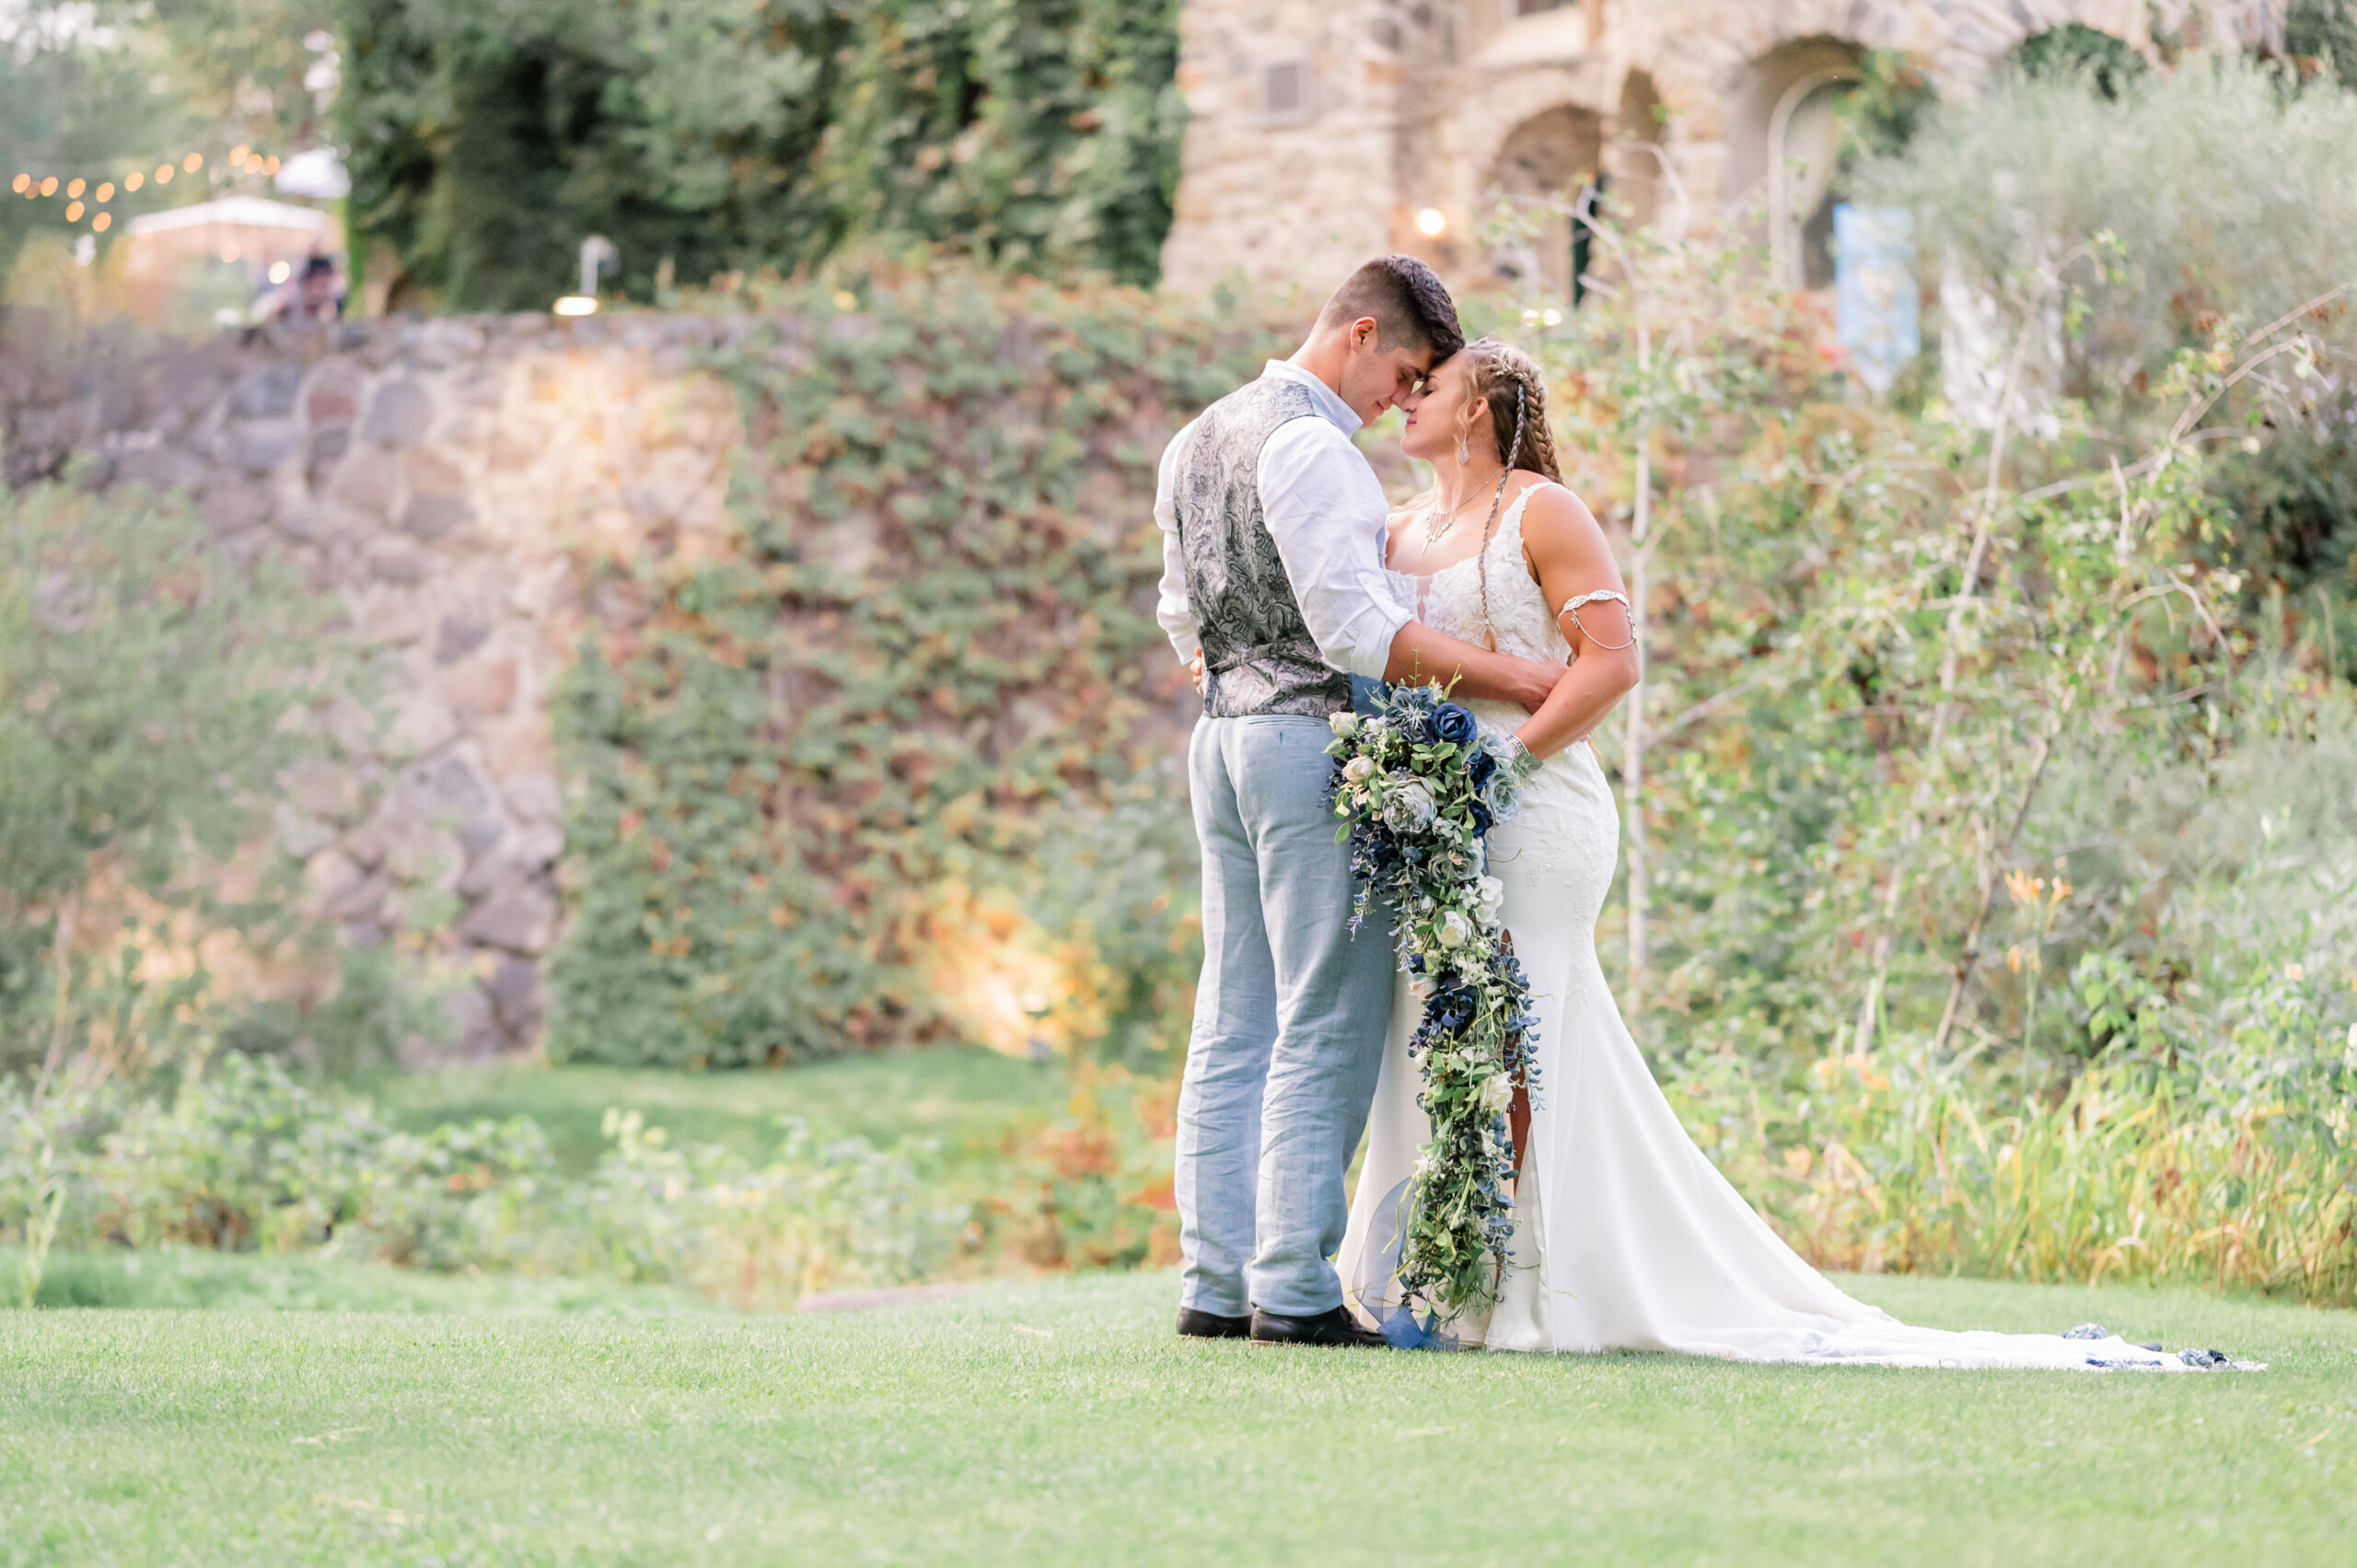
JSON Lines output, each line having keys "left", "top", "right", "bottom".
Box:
{"left": 1604, "top": 68, "right": 1666, "bottom": 234}
{"left": 1480, "top": 103, "right": 1604, "bottom": 296}
{"left": 1721, "top": 36, "right": 1864, "bottom": 289}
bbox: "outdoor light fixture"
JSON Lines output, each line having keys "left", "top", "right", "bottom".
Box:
{"left": 555, "top": 234, "right": 618, "bottom": 318}
{"left": 1414, "top": 206, "right": 1448, "bottom": 238}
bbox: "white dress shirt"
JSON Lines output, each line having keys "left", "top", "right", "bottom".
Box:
{"left": 1153, "top": 360, "right": 1411, "bottom": 681}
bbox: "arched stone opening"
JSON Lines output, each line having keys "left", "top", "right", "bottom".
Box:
{"left": 1481, "top": 102, "right": 1603, "bottom": 296}
{"left": 1723, "top": 36, "right": 1864, "bottom": 290}
{"left": 1604, "top": 69, "right": 1666, "bottom": 235}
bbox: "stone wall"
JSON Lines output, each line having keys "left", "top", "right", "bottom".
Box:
{"left": 1161, "top": 0, "right": 2285, "bottom": 295}
{"left": 0, "top": 308, "right": 746, "bottom": 1057}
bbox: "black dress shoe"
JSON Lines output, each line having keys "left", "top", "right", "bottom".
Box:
{"left": 1248, "top": 1307, "right": 1384, "bottom": 1347}
{"left": 1176, "top": 1307, "right": 1252, "bottom": 1340}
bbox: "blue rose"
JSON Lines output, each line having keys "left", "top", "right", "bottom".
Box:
{"left": 1432, "top": 703, "right": 1478, "bottom": 747}
{"left": 1468, "top": 799, "right": 1493, "bottom": 835}
{"left": 1480, "top": 772, "right": 1522, "bottom": 821}
{"left": 1467, "top": 747, "right": 1496, "bottom": 787}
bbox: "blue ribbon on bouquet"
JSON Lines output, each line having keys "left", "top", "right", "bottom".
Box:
{"left": 1348, "top": 1178, "right": 1461, "bottom": 1353}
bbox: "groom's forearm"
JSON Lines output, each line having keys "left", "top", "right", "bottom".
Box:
{"left": 1383, "top": 622, "right": 1558, "bottom": 713}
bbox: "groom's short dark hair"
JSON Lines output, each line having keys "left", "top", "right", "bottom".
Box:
{"left": 1318, "top": 255, "right": 1464, "bottom": 361}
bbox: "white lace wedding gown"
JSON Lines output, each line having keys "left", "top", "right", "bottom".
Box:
{"left": 1336, "top": 485, "right": 2207, "bottom": 1369}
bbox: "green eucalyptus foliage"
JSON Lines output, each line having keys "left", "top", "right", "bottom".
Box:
{"left": 547, "top": 269, "right": 1280, "bottom": 1068}
{"left": 335, "top": 0, "right": 1185, "bottom": 311}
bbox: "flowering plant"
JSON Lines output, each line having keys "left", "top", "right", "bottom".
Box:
{"left": 1328, "top": 682, "right": 1542, "bottom": 1322}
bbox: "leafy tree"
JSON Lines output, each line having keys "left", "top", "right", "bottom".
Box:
{"left": 0, "top": 16, "right": 194, "bottom": 282}
{"left": 2011, "top": 24, "right": 2149, "bottom": 100}
{"left": 334, "top": 0, "right": 1185, "bottom": 310}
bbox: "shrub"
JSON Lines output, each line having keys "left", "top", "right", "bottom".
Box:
{"left": 1851, "top": 55, "right": 2357, "bottom": 418}
{"left": 6, "top": 1051, "right": 963, "bottom": 1309}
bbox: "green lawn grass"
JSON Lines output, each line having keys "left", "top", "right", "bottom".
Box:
{"left": 6, "top": 1268, "right": 2351, "bottom": 1567}
{"left": 10, "top": 1248, "right": 717, "bottom": 1316}
{"left": 375, "top": 1047, "right": 1074, "bottom": 1176}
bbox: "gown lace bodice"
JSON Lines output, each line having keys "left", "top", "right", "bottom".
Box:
{"left": 1386, "top": 485, "right": 1618, "bottom": 893}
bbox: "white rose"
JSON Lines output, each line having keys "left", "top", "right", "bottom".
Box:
{"left": 1435, "top": 910, "right": 1473, "bottom": 949}
{"left": 1471, "top": 875, "right": 1506, "bottom": 925}
{"left": 1342, "top": 755, "right": 1376, "bottom": 784}
{"left": 1329, "top": 711, "right": 1361, "bottom": 739}
{"left": 1380, "top": 777, "right": 1437, "bottom": 833}
{"left": 1477, "top": 1074, "right": 1514, "bottom": 1114}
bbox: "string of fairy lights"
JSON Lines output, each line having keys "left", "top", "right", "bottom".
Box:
{"left": 9, "top": 145, "right": 287, "bottom": 236}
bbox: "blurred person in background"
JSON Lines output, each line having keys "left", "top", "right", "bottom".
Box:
{"left": 256, "top": 254, "right": 344, "bottom": 321}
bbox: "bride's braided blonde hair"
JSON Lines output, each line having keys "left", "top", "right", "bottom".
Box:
{"left": 1451, "top": 338, "right": 1562, "bottom": 647}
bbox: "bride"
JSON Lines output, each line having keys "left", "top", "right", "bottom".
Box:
{"left": 1335, "top": 338, "right": 2215, "bottom": 1370}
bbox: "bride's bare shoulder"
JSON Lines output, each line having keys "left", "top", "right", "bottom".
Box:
{"left": 1518, "top": 479, "right": 1605, "bottom": 543}
{"left": 1516, "top": 478, "right": 1612, "bottom": 578}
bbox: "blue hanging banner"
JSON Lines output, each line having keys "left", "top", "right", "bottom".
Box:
{"left": 1834, "top": 204, "right": 1919, "bottom": 395}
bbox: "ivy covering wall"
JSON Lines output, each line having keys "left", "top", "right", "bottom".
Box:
{"left": 547, "top": 270, "right": 1285, "bottom": 1068}
{"left": 337, "top": 0, "right": 1185, "bottom": 312}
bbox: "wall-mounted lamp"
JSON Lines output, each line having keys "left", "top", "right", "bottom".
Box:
{"left": 554, "top": 234, "right": 618, "bottom": 317}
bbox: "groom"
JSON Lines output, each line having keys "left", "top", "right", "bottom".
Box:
{"left": 1155, "top": 256, "right": 1560, "bottom": 1346}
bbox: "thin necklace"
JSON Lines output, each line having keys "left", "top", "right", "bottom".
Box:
{"left": 1418, "top": 466, "right": 1501, "bottom": 554}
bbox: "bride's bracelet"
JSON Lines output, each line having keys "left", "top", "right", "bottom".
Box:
{"left": 1499, "top": 733, "right": 1544, "bottom": 780}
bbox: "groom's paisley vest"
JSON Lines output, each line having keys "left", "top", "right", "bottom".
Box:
{"left": 1171, "top": 377, "right": 1353, "bottom": 719}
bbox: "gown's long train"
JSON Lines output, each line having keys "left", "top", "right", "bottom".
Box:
{"left": 1337, "top": 487, "right": 2227, "bottom": 1370}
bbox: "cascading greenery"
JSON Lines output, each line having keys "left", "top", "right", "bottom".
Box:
{"left": 334, "top": 0, "right": 1185, "bottom": 311}
{"left": 547, "top": 267, "right": 1283, "bottom": 1069}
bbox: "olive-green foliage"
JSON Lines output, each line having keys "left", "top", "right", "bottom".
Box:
{"left": 0, "top": 482, "right": 308, "bottom": 1074}
{"left": 2286, "top": 0, "right": 2357, "bottom": 91}
{"left": 2012, "top": 23, "right": 2150, "bottom": 99}
{"left": 0, "top": 479, "right": 423, "bottom": 1088}
{"left": 1851, "top": 55, "right": 2357, "bottom": 411}
{"left": 547, "top": 269, "right": 1280, "bottom": 1069}
{"left": 2, "top": 1051, "right": 955, "bottom": 1307}
{"left": 1833, "top": 48, "right": 1939, "bottom": 166}
{"left": 1850, "top": 56, "right": 2357, "bottom": 677}
{"left": 336, "top": 0, "right": 1184, "bottom": 311}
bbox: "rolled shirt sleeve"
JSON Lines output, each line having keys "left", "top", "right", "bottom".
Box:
{"left": 1256, "top": 416, "right": 1411, "bottom": 680}
{"left": 1153, "top": 415, "right": 1202, "bottom": 665}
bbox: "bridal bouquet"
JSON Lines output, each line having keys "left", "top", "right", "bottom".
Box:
{"left": 1328, "top": 683, "right": 1541, "bottom": 1323}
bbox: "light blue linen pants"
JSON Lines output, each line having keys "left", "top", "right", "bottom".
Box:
{"left": 1177, "top": 713, "right": 1395, "bottom": 1318}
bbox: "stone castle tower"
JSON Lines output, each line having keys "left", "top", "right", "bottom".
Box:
{"left": 1161, "top": 0, "right": 2287, "bottom": 296}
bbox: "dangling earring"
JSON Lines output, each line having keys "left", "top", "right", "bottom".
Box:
{"left": 1456, "top": 433, "right": 1470, "bottom": 465}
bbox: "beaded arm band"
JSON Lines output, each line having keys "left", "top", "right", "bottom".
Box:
{"left": 1558, "top": 588, "right": 1635, "bottom": 649}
